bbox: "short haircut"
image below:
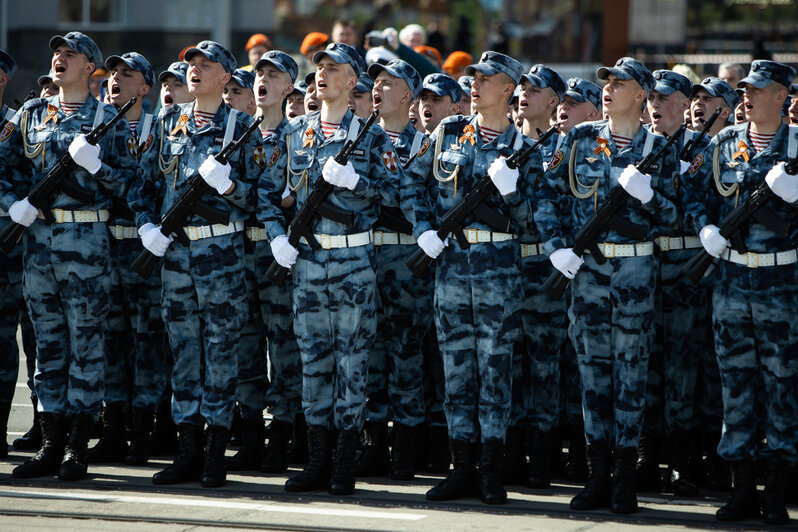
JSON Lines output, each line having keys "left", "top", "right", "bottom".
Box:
{"left": 718, "top": 62, "right": 745, "bottom": 80}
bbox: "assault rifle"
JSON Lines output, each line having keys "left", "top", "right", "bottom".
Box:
{"left": 542, "top": 124, "right": 686, "bottom": 299}
{"left": 404, "top": 123, "right": 560, "bottom": 278}
{"left": 265, "top": 110, "right": 379, "bottom": 287}
{"left": 680, "top": 107, "right": 721, "bottom": 163}
{"left": 0, "top": 97, "right": 137, "bottom": 254}
{"left": 131, "top": 115, "right": 263, "bottom": 280}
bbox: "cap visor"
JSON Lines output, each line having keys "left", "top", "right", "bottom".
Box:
{"left": 464, "top": 63, "right": 499, "bottom": 77}
{"left": 653, "top": 82, "right": 677, "bottom": 96}
{"left": 564, "top": 90, "right": 587, "bottom": 103}
{"left": 738, "top": 74, "right": 771, "bottom": 89}
{"left": 597, "top": 66, "right": 632, "bottom": 81}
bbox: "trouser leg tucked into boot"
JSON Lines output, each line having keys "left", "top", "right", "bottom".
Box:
{"left": 202, "top": 425, "right": 229, "bottom": 488}
{"left": 225, "top": 416, "right": 264, "bottom": 471}
{"left": 500, "top": 424, "right": 526, "bottom": 485}
{"left": 355, "top": 421, "right": 389, "bottom": 477}
{"left": 152, "top": 423, "right": 204, "bottom": 485}
{"left": 391, "top": 423, "right": 416, "bottom": 481}
{"left": 762, "top": 457, "right": 790, "bottom": 526}
{"left": 611, "top": 447, "right": 639, "bottom": 514}
{"left": 527, "top": 428, "right": 552, "bottom": 489}
{"left": 426, "top": 439, "right": 478, "bottom": 501}
{"left": 59, "top": 414, "right": 96, "bottom": 481}
{"left": 124, "top": 408, "right": 155, "bottom": 465}
{"left": 261, "top": 419, "right": 293, "bottom": 473}
{"left": 285, "top": 426, "right": 331, "bottom": 492}
{"left": 716, "top": 460, "right": 760, "bottom": 522}
{"left": 12, "top": 412, "right": 68, "bottom": 478}
{"left": 570, "top": 443, "right": 611, "bottom": 510}
{"left": 330, "top": 429, "right": 359, "bottom": 495}
{"left": 479, "top": 439, "right": 507, "bottom": 505}
{"left": 424, "top": 425, "right": 451, "bottom": 473}
{"left": 87, "top": 403, "right": 128, "bottom": 464}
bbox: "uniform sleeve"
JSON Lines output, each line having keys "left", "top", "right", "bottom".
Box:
{"left": 128, "top": 116, "right": 164, "bottom": 228}
{"left": 400, "top": 133, "right": 436, "bottom": 239}
{"left": 500, "top": 146, "right": 541, "bottom": 234}
{"left": 680, "top": 139, "right": 717, "bottom": 235}
{"left": 352, "top": 127, "right": 400, "bottom": 208}
{"left": 258, "top": 138, "right": 289, "bottom": 242}
{"left": 223, "top": 119, "right": 262, "bottom": 212}
{"left": 92, "top": 112, "right": 137, "bottom": 202}
{"left": 0, "top": 109, "right": 26, "bottom": 211}
{"left": 533, "top": 133, "right": 573, "bottom": 255}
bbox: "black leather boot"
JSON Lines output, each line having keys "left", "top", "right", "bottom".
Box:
{"left": 762, "top": 457, "right": 790, "bottom": 525}
{"left": 87, "top": 403, "right": 128, "bottom": 463}
{"left": 124, "top": 408, "right": 155, "bottom": 465}
{"left": 501, "top": 424, "right": 526, "bottom": 485}
{"left": 570, "top": 443, "right": 612, "bottom": 510}
{"left": 611, "top": 447, "right": 639, "bottom": 514}
{"left": 149, "top": 398, "right": 178, "bottom": 456}
{"left": 479, "top": 439, "right": 507, "bottom": 504}
{"left": 152, "top": 423, "right": 204, "bottom": 485}
{"left": 285, "top": 426, "right": 331, "bottom": 492}
{"left": 390, "top": 423, "right": 416, "bottom": 480}
{"left": 566, "top": 424, "right": 588, "bottom": 482}
{"left": 225, "top": 416, "right": 264, "bottom": 471}
{"left": 355, "top": 421, "right": 389, "bottom": 477}
{"left": 425, "top": 424, "right": 451, "bottom": 473}
{"left": 12, "top": 413, "right": 68, "bottom": 478}
{"left": 287, "top": 413, "right": 309, "bottom": 464}
{"left": 635, "top": 432, "right": 662, "bottom": 492}
{"left": 716, "top": 460, "right": 760, "bottom": 521}
{"left": 702, "top": 428, "right": 731, "bottom": 491}
{"left": 330, "top": 429, "right": 359, "bottom": 495}
{"left": 59, "top": 414, "right": 96, "bottom": 480}
{"left": 527, "top": 428, "right": 552, "bottom": 489}
{"left": 668, "top": 430, "right": 699, "bottom": 497}
{"left": 201, "top": 425, "right": 229, "bottom": 488}
{"left": 426, "top": 439, "right": 478, "bottom": 501}
{"left": 0, "top": 400, "right": 10, "bottom": 458}
{"left": 261, "top": 419, "right": 293, "bottom": 473}
{"left": 13, "top": 397, "right": 42, "bottom": 451}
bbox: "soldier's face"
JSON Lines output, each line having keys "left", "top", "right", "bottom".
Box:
{"left": 304, "top": 82, "right": 320, "bottom": 113}
{"left": 690, "top": 90, "right": 725, "bottom": 127}
{"left": 51, "top": 45, "right": 93, "bottom": 87}
{"left": 348, "top": 89, "right": 373, "bottom": 118}
{"left": 471, "top": 72, "right": 514, "bottom": 112}
{"left": 108, "top": 64, "right": 149, "bottom": 106}
{"left": 315, "top": 58, "right": 356, "bottom": 103}
{"left": 557, "top": 95, "right": 597, "bottom": 134}
{"left": 254, "top": 65, "right": 292, "bottom": 110}
{"left": 457, "top": 94, "right": 471, "bottom": 115}
{"left": 280, "top": 92, "right": 300, "bottom": 119}
{"left": 743, "top": 83, "right": 787, "bottom": 124}
{"left": 372, "top": 71, "right": 410, "bottom": 117}
{"left": 789, "top": 96, "right": 798, "bottom": 125}
{"left": 40, "top": 81, "right": 58, "bottom": 98}
{"left": 160, "top": 76, "right": 192, "bottom": 107}
{"left": 735, "top": 101, "right": 747, "bottom": 124}
{"left": 419, "top": 90, "right": 455, "bottom": 133}
{"left": 518, "top": 79, "right": 558, "bottom": 121}
{"left": 601, "top": 75, "right": 645, "bottom": 115}
{"left": 223, "top": 81, "right": 256, "bottom": 115}
{"left": 647, "top": 91, "right": 688, "bottom": 135}
{"left": 187, "top": 55, "right": 230, "bottom": 97}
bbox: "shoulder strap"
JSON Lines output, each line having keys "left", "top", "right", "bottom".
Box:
{"left": 512, "top": 129, "right": 524, "bottom": 151}
{"left": 139, "top": 113, "right": 153, "bottom": 144}
{"left": 788, "top": 125, "right": 798, "bottom": 160}
{"left": 346, "top": 117, "right": 360, "bottom": 143}
{"left": 223, "top": 109, "right": 238, "bottom": 148}
{"left": 641, "top": 128, "right": 655, "bottom": 159}
{"left": 555, "top": 132, "right": 565, "bottom": 153}
{"left": 4, "top": 108, "right": 15, "bottom": 122}
{"left": 410, "top": 130, "right": 424, "bottom": 155}
{"left": 93, "top": 101, "right": 106, "bottom": 128}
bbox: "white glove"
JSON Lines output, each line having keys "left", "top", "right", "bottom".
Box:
{"left": 8, "top": 197, "right": 38, "bottom": 227}
{"left": 549, "top": 248, "right": 583, "bottom": 279}
{"left": 618, "top": 164, "right": 654, "bottom": 204}
{"left": 140, "top": 223, "right": 173, "bottom": 257}
{"left": 699, "top": 224, "right": 728, "bottom": 258}
{"left": 765, "top": 162, "right": 798, "bottom": 203}
{"left": 199, "top": 156, "right": 233, "bottom": 195}
{"left": 322, "top": 158, "right": 359, "bottom": 190}
{"left": 382, "top": 27, "right": 399, "bottom": 50}
{"left": 417, "top": 229, "right": 447, "bottom": 259}
{"left": 270, "top": 234, "right": 299, "bottom": 268}
{"left": 68, "top": 134, "right": 102, "bottom": 174}
{"left": 488, "top": 157, "right": 519, "bottom": 196}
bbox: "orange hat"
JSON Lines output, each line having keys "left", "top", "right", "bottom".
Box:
{"left": 301, "top": 32, "right": 329, "bottom": 56}
{"left": 414, "top": 45, "right": 442, "bottom": 65}
{"left": 442, "top": 51, "right": 473, "bottom": 75}
{"left": 246, "top": 33, "right": 272, "bottom": 51}
{"left": 178, "top": 45, "right": 194, "bottom": 61}
{"left": 90, "top": 67, "right": 108, "bottom": 79}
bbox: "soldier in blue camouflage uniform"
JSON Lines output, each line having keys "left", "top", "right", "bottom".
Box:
{"left": 402, "top": 52, "right": 539, "bottom": 505}
{"left": 350, "top": 72, "right": 374, "bottom": 119}
{"left": 356, "top": 59, "right": 429, "bottom": 480}
{"left": 681, "top": 60, "right": 798, "bottom": 526}
{"left": 129, "top": 41, "right": 262, "bottom": 488}
{"left": 511, "top": 63, "right": 568, "bottom": 488}
{"left": 258, "top": 43, "right": 400, "bottom": 496}
{"left": 1, "top": 32, "right": 136, "bottom": 481}
{"left": 535, "top": 58, "right": 680, "bottom": 514}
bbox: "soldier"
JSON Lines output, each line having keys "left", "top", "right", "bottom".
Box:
{"left": 357, "top": 58, "right": 429, "bottom": 480}
{"left": 158, "top": 62, "right": 192, "bottom": 110}
{"left": 129, "top": 40, "right": 261, "bottom": 488}
{"left": 789, "top": 85, "right": 797, "bottom": 125}
{"left": 457, "top": 75, "right": 473, "bottom": 115}
{"left": 38, "top": 70, "right": 58, "bottom": 99}
{"left": 349, "top": 72, "right": 373, "bottom": 119}
{"left": 681, "top": 60, "right": 798, "bottom": 526}
{"left": 402, "top": 51, "right": 539, "bottom": 505}
{"left": 286, "top": 81, "right": 307, "bottom": 120}
{"left": 224, "top": 69, "right": 256, "bottom": 116}
{"left": 535, "top": 58, "right": 680, "bottom": 514}
{"left": 418, "top": 73, "right": 461, "bottom": 135}
{"left": 304, "top": 73, "right": 320, "bottom": 113}
{"left": 690, "top": 77, "right": 738, "bottom": 138}
{"left": 2, "top": 32, "right": 136, "bottom": 480}
{"left": 557, "top": 78, "right": 601, "bottom": 135}
{"left": 242, "top": 33, "right": 272, "bottom": 72}
{"left": 258, "top": 42, "right": 400, "bottom": 495}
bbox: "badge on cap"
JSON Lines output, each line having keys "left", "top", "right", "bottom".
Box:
{"left": 459, "top": 124, "right": 476, "bottom": 145}
{"left": 732, "top": 140, "right": 749, "bottom": 163}
{"left": 594, "top": 136, "right": 611, "bottom": 157}
{"left": 171, "top": 114, "right": 189, "bottom": 137}
{"left": 303, "top": 127, "right": 314, "bottom": 148}
{"left": 252, "top": 145, "right": 266, "bottom": 168}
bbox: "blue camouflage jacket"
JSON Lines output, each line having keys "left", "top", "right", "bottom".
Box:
{"left": 376, "top": 120, "right": 428, "bottom": 232}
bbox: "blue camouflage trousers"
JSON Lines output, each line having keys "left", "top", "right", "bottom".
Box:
{"left": 435, "top": 240, "right": 521, "bottom": 443}
{"left": 24, "top": 220, "right": 110, "bottom": 417}
{"left": 712, "top": 261, "right": 798, "bottom": 464}
{"left": 515, "top": 254, "right": 568, "bottom": 431}
{"left": 569, "top": 253, "right": 656, "bottom": 449}
{"left": 365, "top": 243, "right": 431, "bottom": 426}
{"left": 236, "top": 239, "right": 268, "bottom": 419}
{"left": 0, "top": 240, "right": 25, "bottom": 403}
{"left": 422, "top": 320, "right": 447, "bottom": 427}
{"left": 104, "top": 236, "right": 169, "bottom": 411}
{"left": 292, "top": 244, "right": 376, "bottom": 431}
{"left": 161, "top": 233, "right": 247, "bottom": 428}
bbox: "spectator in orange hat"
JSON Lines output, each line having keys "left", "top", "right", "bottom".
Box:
{"left": 414, "top": 45, "right": 442, "bottom": 68}
{"left": 242, "top": 33, "right": 272, "bottom": 71}
{"left": 442, "top": 51, "right": 472, "bottom": 79}
{"left": 177, "top": 45, "right": 193, "bottom": 62}
{"left": 296, "top": 32, "right": 329, "bottom": 80}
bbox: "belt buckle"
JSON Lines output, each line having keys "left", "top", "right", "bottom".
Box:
{"left": 53, "top": 209, "right": 65, "bottom": 223}
{"left": 186, "top": 226, "right": 199, "bottom": 241}
{"left": 521, "top": 244, "right": 528, "bottom": 258}
{"left": 746, "top": 252, "right": 758, "bottom": 268}
{"left": 603, "top": 243, "right": 615, "bottom": 258}
{"left": 373, "top": 231, "right": 383, "bottom": 246}
{"left": 659, "top": 237, "right": 670, "bottom": 252}
{"left": 465, "top": 228, "right": 478, "bottom": 244}
{"left": 320, "top": 234, "right": 332, "bottom": 250}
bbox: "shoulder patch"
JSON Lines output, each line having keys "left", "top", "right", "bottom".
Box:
{"left": 417, "top": 137, "right": 430, "bottom": 157}
{"left": 268, "top": 146, "right": 280, "bottom": 167}
{"left": 382, "top": 150, "right": 398, "bottom": 173}
{"left": 548, "top": 150, "right": 564, "bottom": 170}
{"left": 0, "top": 122, "right": 14, "bottom": 142}
{"left": 253, "top": 145, "right": 267, "bottom": 168}
{"left": 140, "top": 133, "right": 153, "bottom": 154}
{"left": 687, "top": 153, "right": 703, "bottom": 174}
{"left": 127, "top": 136, "right": 138, "bottom": 158}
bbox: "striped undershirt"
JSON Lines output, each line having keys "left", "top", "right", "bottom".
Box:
{"left": 612, "top": 133, "right": 633, "bottom": 151}
{"left": 60, "top": 102, "right": 83, "bottom": 115}
{"left": 384, "top": 129, "right": 401, "bottom": 143}
{"left": 194, "top": 110, "right": 216, "bottom": 128}
{"left": 320, "top": 120, "right": 339, "bottom": 138}
{"left": 128, "top": 119, "right": 139, "bottom": 135}
{"left": 260, "top": 128, "right": 275, "bottom": 139}
{"left": 479, "top": 125, "right": 501, "bottom": 144}
{"left": 749, "top": 129, "right": 776, "bottom": 153}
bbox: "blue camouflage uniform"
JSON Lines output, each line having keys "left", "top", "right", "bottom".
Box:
{"left": 129, "top": 98, "right": 261, "bottom": 429}
{"left": 535, "top": 60, "right": 680, "bottom": 450}
{"left": 402, "top": 53, "right": 539, "bottom": 443}
{"left": 259, "top": 107, "right": 400, "bottom": 432}
{"left": 680, "top": 70, "right": 798, "bottom": 465}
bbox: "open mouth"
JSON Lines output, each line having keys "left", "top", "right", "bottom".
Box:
{"left": 651, "top": 111, "right": 661, "bottom": 121}
{"left": 559, "top": 111, "right": 568, "bottom": 121}
{"left": 317, "top": 80, "right": 327, "bottom": 90}
{"left": 693, "top": 108, "right": 705, "bottom": 121}
{"left": 287, "top": 110, "right": 298, "bottom": 118}
{"left": 373, "top": 94, "right": 382, "bottom": 106}
{"left": 164, "top": 95, "right": 174, "bottom": 105}
{"left": 603, "top": 95, "right": 612, "bottom": 105}
{"left": 519, "top": 99, "right": 528, "bottom": 109}
{"left": 471, "top": 91, "right": 479, "bottom": 101}
{"left": 54, "top": 64, "right": 66, "bottom": 74}
{"left": 111, "top": 85, "right": 121, "bottom": 96}
{"left": 258, "top": 85, "right": 268, "bottom": 97}
{"left": 423, "top": 108, "right": 433, "bottom": 119}
{"left": 190, "top": 76, "right": 201, "bottom": 84}
{"left": 307, "top": 101, "right": 319, "bottom": 111}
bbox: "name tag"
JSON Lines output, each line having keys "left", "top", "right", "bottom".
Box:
{"left": 350, "top": 148, "right": 366, "bottom": 158}
{"left": 80, "top": 124, "right": 93, "bottom": 133}
{"left": 213, "top": 136, "right": 224, "bottom": 146}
